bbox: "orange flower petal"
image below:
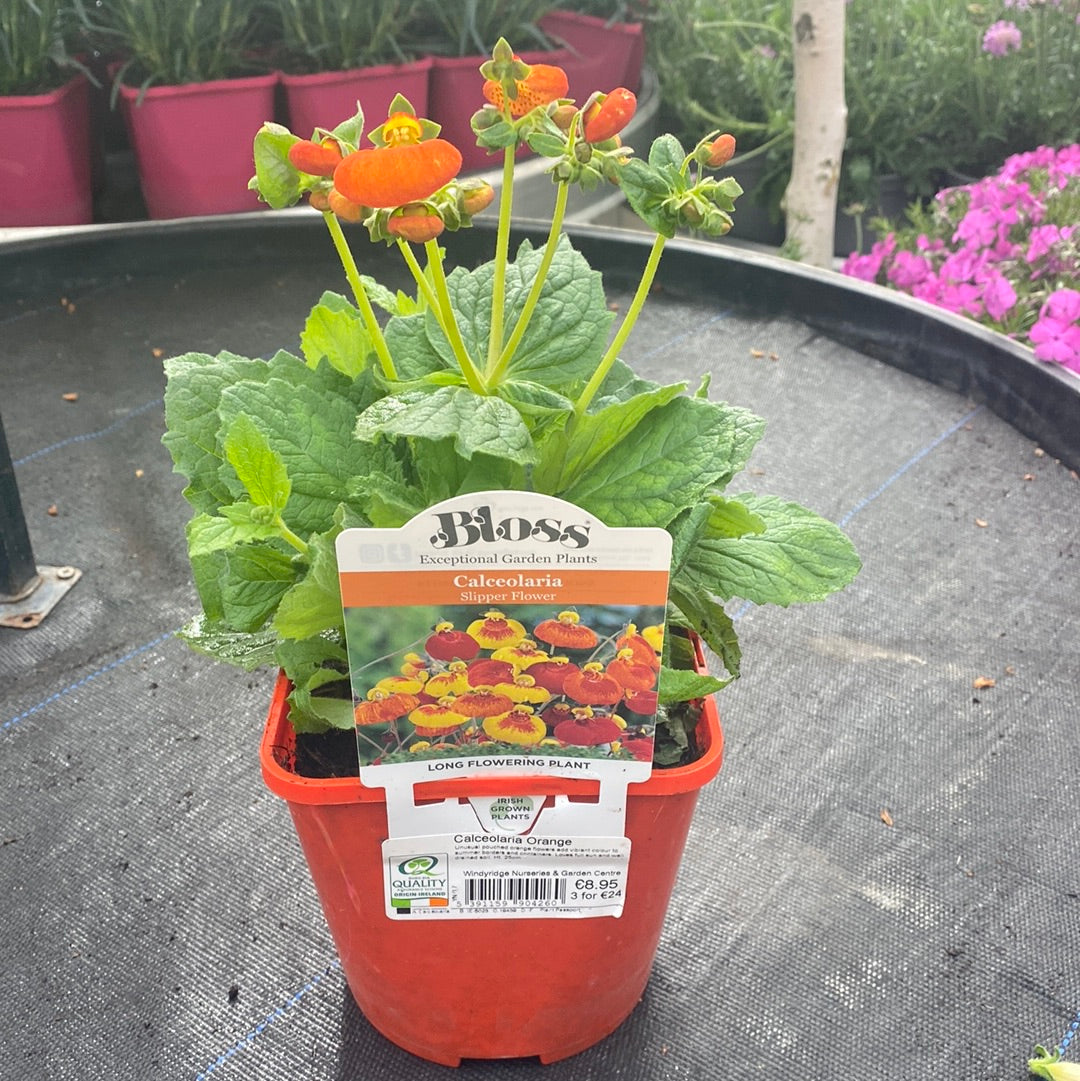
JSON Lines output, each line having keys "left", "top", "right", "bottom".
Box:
{"left": 483, "top": 63, "right": 569, "bottom": 117}
{"left": 334, "top": 139, "right": 462, "bottom": 209}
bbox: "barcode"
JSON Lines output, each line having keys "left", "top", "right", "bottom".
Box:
{"left": 463, "top": 876, "right": 567, "bottom": 905}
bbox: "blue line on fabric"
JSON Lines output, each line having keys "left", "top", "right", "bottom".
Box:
{"left": 1060, "top": 1009, "right": 1080, "bottom": 1056}
{"left": 12, "top": 397, "right": 164, "bottom": 466}
{"left": 194, "top": 960, "right": 341, "bottom": 1080}
{"left": 1, "top": 630, "right": 176, "bottom": 734}
{"left": 731, "top": 404, "right": 986, "bottom": 624}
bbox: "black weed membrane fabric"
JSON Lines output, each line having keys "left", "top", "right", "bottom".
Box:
{"left": 1, "top": 219, "right": 1078, "bottom": 1080}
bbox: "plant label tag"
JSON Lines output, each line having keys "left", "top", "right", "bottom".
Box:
{"left": 336, "top": 490, "right": 671, "bottom": 783}
{"left": 381, "top": 832, "right": 632, "bottom": 919}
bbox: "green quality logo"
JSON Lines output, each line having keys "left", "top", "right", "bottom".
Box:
{"left": 397, "top": 855, "right": 441, "bottom": 877}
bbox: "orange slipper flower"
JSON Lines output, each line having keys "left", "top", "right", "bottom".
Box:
{"left": 564, "top": 662, "right": 623, "bottom": 706}
{"left": 354, "top": 689, "right": 421, "bottom": 726}
{"left": 616, "top": 623, "right": 661, "bottom": 668}
{"left": 483, "top": 61, "right": 569, "bottom": 117}
{"left": 605, "top": 650, "right": 657, "bottom": 692}
{"left": 533, "top": 610, "right": 598, "bottom": 650}
{"left": 466, "top": 658, "right": 516, "bottom": 687}
{"left": 454, "top": 687, "right": 515, "bottom": 718}
{"left": 334, "top": 112, "right": 462, "bottom": 209}
{"left": 527, "top": 658, "right": 580, "bottom": 694}
{"left": 623, "top": 688, "right": 659, "bottom": 715}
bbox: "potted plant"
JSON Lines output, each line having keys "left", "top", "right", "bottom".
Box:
{"left": 78, "top": 0, "right": 275, "bottom": 218}
{"left": 267, "top": 0, "right": 434, "bottom": 142}
{"left": 1, "top": 0, "right": 93, "bottom": 226}
{"left": 162, "top": 41, "right": 860, "bottom": 1063}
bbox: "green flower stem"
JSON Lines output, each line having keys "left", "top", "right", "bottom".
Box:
{"left": 486, "top": 144, "right": 517, "bottom": 374}
{"left": 322, "top": 210, "right": 398, "bottom": 381}
{"left": 276, "top": 516, "right": 309, "bottom": 556}
{"left": 396, "top": 238, "right": 441, "bottom": 313}
{"left": 423, "top": 239, "right": 488, "bottom": 395}
{"left": 488, "top": 179, "right": 571, "bottom": 385}
{"left": 574, "top": 233, "right": 667, "bottom": 415}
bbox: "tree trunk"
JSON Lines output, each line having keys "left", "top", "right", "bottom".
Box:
{"left": 783, "top": 0, "right": 847, "bottom": 267}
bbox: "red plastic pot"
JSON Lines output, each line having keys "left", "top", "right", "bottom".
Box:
{"left": 260, "top": 662, "right": 723, "bottom": 1064}
{"left": 281, "top": 57, "right": 432, "bottom": 139}
{"left": 118, "top": 73, "right": 278, "bottom": 219}
{"left": 0, "top": 76, "right": 92, "bottom": 226}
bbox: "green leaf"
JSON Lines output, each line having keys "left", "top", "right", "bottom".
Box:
{"left": 533, "top": 382, "right": 684, "bottom": 493}
{"left": 355, "top": 386, "right": 537, "bottom": 466}
{"left": 668, "top": 587, "right": 742, "bottom": 681}
{"left": 329, "top": 104, "right": 365, "bottom": 149}
{"left": 439, "top": 237, "right": 614, "bottom": 388}
{"left": 557, "top": 397, "right": 765, "bottom": 527}
{"left": 678, "top": 493, "right": 862, "bottom": 607}
{"left": 163, "top": 351, "right": 276, "bottom": 513}
{"left": 187, "top": 505, "right": 281, "bottom": 557}
{"left": 224, "top": 413, "right": 291, "bottom": 512}
{"left": 383, "top": 312, "right": 454, "bottom": 380}
{"left": 220, "top": 546, "right": 299, "bottom": 632}
{"left": 274, "top": 529, "right": 345, "bottom": 640}
{"left": 216, "top": 376, "right": 377, "bottom": 534}
{"left": 658, "top": 664, "right": 730, "bottom": 704}
{"left": 177, "top": 615, "right": 280, "bottom": 671}
{"left": 252, "top": 123, "right": 303, "bottom": 209}
{"left": 288, "top": 686, "right": 356, "bottom": 732}
{"left": 649, "top": 133, "right": 688, "bottom": 173}
{"left": 300, "top": 292, "right": 373, "bottom": 377}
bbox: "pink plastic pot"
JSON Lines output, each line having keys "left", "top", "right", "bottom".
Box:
{"left": 0, "top": 76, "right": 92, "bottom": 226}
{"left": 539, "top": 9, "right": 645, "bottom": 93}
{"left": 118, "top": 73, "right": 278, "bottom": 219}
{"left": 260, "top": 655, "right": 723, "bottom": 1065}
{"left": 281, "top": 57, "right": 432, "bottom": 138}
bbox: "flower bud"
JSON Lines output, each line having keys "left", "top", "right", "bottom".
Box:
{"left": 328, "top": 188, "right": 365, "bottom": 223}
{"left": 583, "top": 88, "right": 637, "bottom": 144}
{"left": 703, "top": 133, "right": 737, "bottom": 168}
{"left": 308, "top": 189, "right": 332, "bottom": 212}
{"left": 460, "top": 180, "right": 496, "bottom": 216}
{"left": 387, "top": 204, "right": 445, "bottom": 244}
{"left": 550, "top": 104, "right": 577, "bottom": 132}
{"left": 287, "top": 137, "right": 343, "bottom": 177}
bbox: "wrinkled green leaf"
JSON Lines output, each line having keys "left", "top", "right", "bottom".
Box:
{"left": 224, "top": 413, "right": 291, "bottom": 512}
{"left": 220, "top": 546, "right": 298, "bottom": 632}
{"left": 678, "top": 493, "right": 862, "bottom": 607}
{"left": 252, "top": 123, "right": 303, "bottom": 209}
{"left": 557, "top": 397, "right": 765, "bottom": 526}
{"left": 355, "top": 386, "right": 536, "bottom": 465}
{"left": 300, "top": 292, "right": 373, "bottom": 377}
{"left": 274, "top": 529, "right": 346, "bottom": 640}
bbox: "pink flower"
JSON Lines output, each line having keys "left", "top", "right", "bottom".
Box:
{"left": 982, "top": 20, "right": 1022, "bottom": 56}
{"left": 1029, "top": 289, "right": 1080, "bottom": 370}
{"left": 981, "top": 272, "right": 1018, "bottom": 322}
{"left": 887, "top": 250, "right": 931, "bottom": 290}
{"left": 938, "top": 282, "right": 984, "bottom": 318}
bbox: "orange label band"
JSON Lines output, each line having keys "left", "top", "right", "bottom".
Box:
{"left": 339, "top": 569, "right": 670, "bottom": 608}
